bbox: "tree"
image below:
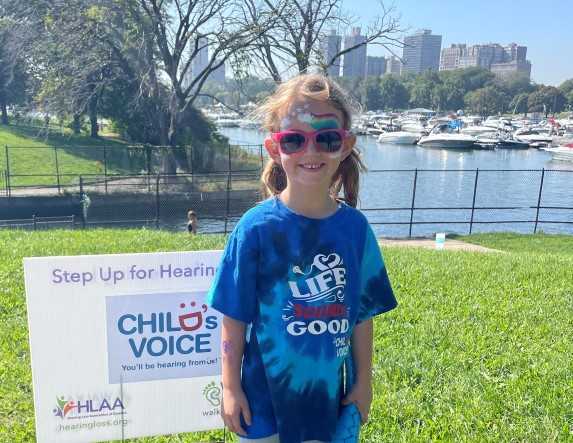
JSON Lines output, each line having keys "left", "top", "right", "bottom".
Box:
{"left": 527, "top": 86, "right": 567, "bottom": 117}
{"left": 236, "top": 0, "right": 405, "bottom": 82}
{"left": 2, "top": 0, "right": 280, "bottom": 171}
{"left": 409, "top": 69, "right": 441, "bottom": 109}
{"left": 378, "top": 73, "right": 409, "bottom": 110}
{"left": 510, "top": 92, "right": 530, "bottom": 116}
{"left": 464, "top": 86, "right": 502, "bottom": 116}
{"left": 360, "top": 76, "right": 383, "bottom": 111}
{"left": 0, "top": 16, "right": 29, "bottom": 124}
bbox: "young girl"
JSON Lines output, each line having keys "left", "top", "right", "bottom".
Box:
{"left": 206, "top": 73, "right": 397, "bottom": 443}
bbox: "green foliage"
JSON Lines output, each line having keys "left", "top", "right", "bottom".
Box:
{"left": 1, "top": 231, "right": 573, "bottom": 442}
{"left": 378, "top": 74, "right": 410, "bottom": 111}
{"left": 360, "top": 76, "right": 384, "bottom": 111}
{"left": 527, "top": 86, "right": 567, "bottom": 116}
{"left": 464, "top": 86, "right": 504, "bottom": 115}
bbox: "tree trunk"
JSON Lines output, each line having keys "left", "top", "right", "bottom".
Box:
{"left": 72, "top": 113, "right": 81, "bottom": 133}
{"left": 0, "top": 89, "right": 8, "bottom": 125}
{"left": 89, "top": 95, "right": 99, "bottom": 138}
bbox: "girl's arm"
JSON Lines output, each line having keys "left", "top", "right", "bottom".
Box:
{"left": 343, "top": 318, "right": 374, "bottom": 424}
{"left": 221, "top": 315, "right": 251, "bottom": 435}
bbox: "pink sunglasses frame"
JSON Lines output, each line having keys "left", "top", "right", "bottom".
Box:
{"left": 270, "top": 129, "right": 351, "bottom": 155}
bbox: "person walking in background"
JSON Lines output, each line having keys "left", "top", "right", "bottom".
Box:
{"left": 206, "top": 73, "right": 397, "bottom": 443}
{"left": 187, "top": 210, "right": 197, "bottom": 233}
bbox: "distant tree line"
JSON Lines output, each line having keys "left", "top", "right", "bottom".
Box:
{"left": 197, "top": 67, "right": 572, "bottom": 119}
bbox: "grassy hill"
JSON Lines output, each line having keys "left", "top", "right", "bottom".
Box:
{"left": 0, "top": 123, "right": 136, "bottom": 187}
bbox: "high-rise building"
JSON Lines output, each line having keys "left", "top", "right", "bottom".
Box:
{"left": 342, "top": 27, "right": 367, "bottom": 78}
{"left": 402, "top": 29, "right": 442, "bottom": 74}
{"left": 440, "top": 41, "right": 531, "bottom": 79}
{"left": 366, "top": 56, "right": 387, "bottom": 77}
{"left": 321, "top": 29, "right": 342, "bottom": 77}
{"left": 191, "top": 36, "right": 209, "bottom": 80}
{"left": 440, "top": 44, "right": 465, "bottom": 71}
{"left": 182, "top": 36, "right": 226, "bottom": 87}
{"left": 386, "top": 56, "right": 402, "bottom": 74}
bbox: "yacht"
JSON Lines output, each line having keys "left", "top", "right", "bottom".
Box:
{"left": 417, "top": 124, "right": 477, "bottom": 149}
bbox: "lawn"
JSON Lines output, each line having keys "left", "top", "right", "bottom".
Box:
{"left": 0, "top": 124, "right": 133, "bottom": 187}
{"left": 1, "top": 230, "right": 572, "bottom": 442}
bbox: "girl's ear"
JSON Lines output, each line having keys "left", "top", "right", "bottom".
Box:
{"left": 264, "top": 138, "right": 282, "bottom": 164}
{"left": 341, "top": 133, "right": 357, "bottom": 161}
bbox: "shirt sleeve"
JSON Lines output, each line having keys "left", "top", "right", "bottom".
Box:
{"left": 206, "top": 222, "right": 260, "bottom": 324}
{"left": 357, "top": 226, "right": 398, "bottom": 323}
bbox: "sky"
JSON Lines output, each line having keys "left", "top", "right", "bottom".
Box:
{"left": 341, "top": 0, "right": 572, "bottom": 86}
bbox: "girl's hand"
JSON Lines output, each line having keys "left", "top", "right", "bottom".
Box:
{"left": 341, "top": 379, "right": 373, "bottom": 424}
{"left": 222, "top": 386, "right": 251, "bottom": 436}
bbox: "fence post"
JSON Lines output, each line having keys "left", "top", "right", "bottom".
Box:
{"left": 224, "top": 172, "right": 232, "bottom": 235}
{"left": 79, "top": 175, "right": 86, "bottom": 229}
{"left": 534, "top": 168, "right": 545, "bottom": 234}
{"left": 54, "top": 146, "right": 61, "bottom": 193}
{"left": 33, "top": 215, "right": 37, "bottom": 231}
{"left": 104, "top": 146, "right": 108, "bottom": 194}
{"left": 227, "top": 144, "right": 232, "bottom": 189}
{"left": 5, "top": 145, "right": 10, "bottom": 197}
{"left": 156, "top": 174, "right": 161, "bottom": 229}
{"left": 469, "top": 168, "right": 479, "bottom": 235}
{"left": 408, "top": 169, "right": 418, "bottom": 237}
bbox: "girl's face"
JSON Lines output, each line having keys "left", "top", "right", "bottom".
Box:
{"left": 264, "top": 97, "right": 356, "bottom": 194}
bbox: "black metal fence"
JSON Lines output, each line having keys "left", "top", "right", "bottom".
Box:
{"left": 1, "top": 168, "right": 572, "bottom": 237}
{"left": 1, "top": 144, "right": 572, "bottom": 236}
{"left": 1, "top": 143, "right": 266, "bottom": 196}
{"left": 361, "top": 168, "right": 573, "bottom": 238}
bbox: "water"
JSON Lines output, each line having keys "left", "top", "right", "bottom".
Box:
{"left": 220, "top": 126, "right": 572, "bottom": 171}
{"left": 219, "top": 127, "right": 573, "bottom": 236}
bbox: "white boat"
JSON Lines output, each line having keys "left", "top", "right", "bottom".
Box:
{"left": 417, "top": 124, "right": 477, "bottom": 149}
{"left": 376, "top": 131, "right": 420, "bottom": 145}
{"left": 214, "top": 114, "right": 241, "bottom": 127}
{"left": 512, "top": 126, "right": 555, "bottom": 147}
{"left": 542, "top": 142, "right": 573, "bottom": 162}
{"left": 400, "top": 116, "right": 429, "bottom": 133}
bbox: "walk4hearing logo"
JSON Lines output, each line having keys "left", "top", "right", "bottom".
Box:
{"left": 202, "top": 381, "right": 221, "bottom": 417}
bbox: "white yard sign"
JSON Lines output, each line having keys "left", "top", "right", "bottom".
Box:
{"left": 24, "top": 251, "right": 225, "bottom": 443}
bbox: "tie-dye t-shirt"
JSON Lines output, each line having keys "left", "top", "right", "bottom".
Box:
{"left": 206, "top": 196, "right": 397, "bottom": 443}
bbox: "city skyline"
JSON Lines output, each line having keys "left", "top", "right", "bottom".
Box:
{"left": 342, "top": 0, "right": 572, "bottom": 87}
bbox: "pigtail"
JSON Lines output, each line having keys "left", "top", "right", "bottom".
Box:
{"left": 331, "top": 149, "right": 367, "bottom": 208}
{"left": 260, "top": 159, "right": 287, "bottom": 200}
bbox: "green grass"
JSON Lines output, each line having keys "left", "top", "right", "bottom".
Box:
{"left": 455, "top": 232, "right": 573, "bottom": 255}
{"left": 0, "top": 124, "right": 133, "bottom": 187}
{"left": 0, "top": 124, "right": 264, "bottom": 190}
{"left": 1, "top": 230, "right": 572, "bottom": 442}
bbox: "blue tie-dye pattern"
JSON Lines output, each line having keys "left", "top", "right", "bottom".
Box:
{"left": 206, "top": 197, "right": 397, "bottom": 443}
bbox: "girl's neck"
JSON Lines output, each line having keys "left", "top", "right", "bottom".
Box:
{"left": 278, "top": 188, "right": 339, "bottom": 219}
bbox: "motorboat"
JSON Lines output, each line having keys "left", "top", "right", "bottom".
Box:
{"left": 400, "top": 116, "right": 429, "bottom": 133}
{"left": 512, "top": 126, "right": 555, "bottom": 148}
{"left": 475, "top": 134, "right": 529, "bottom": 150}
{"left": 417, "top": 124, "right": 477, "bottom": 149}
{"left": 542, "top": 142, "right": 573, "bottom": 162}
{"left": 376, "top": 131, "right": 420, "bottom": 145}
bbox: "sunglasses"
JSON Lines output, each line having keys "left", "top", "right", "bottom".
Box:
{"left": 270, "top": 129, "right": 351, "bottom": 155}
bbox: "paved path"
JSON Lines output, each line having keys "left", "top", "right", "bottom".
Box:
{"left": 378, "top": 237, "right": 502, "bottom": 252}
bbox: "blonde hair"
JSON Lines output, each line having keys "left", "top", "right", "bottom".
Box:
{"left": 258, "top": 73, "right": 366, "bottom": 208}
